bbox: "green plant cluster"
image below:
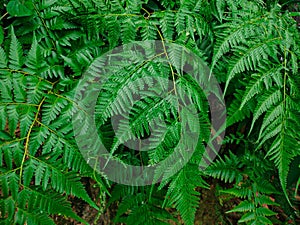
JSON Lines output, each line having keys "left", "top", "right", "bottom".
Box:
{"left": 0, "top": 0, "right": 299, "bottom": 224}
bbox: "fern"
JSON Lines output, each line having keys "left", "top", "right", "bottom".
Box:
{"left": 213, "top": 1, "right": 300, "bottom": 207}
{"left": 0, "top": 2, "right": 109, "bottom": 223}
{"left": 162, "top": 164, "right": 208, "bottom": 225}
{"left": 207, "top": 149, "right": 281, "bottom": 224}
{"left": 110, "top": 185, "right": 176, "bottom": 225}
{"left": 1, "top": 0, "right": 299, "bottom": 224}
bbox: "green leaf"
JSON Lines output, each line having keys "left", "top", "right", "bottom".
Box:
{"left": 6, "top": 0, "right": 34, "bottom": 17}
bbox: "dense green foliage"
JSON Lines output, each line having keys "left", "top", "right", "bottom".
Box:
{"left": 0, "top": 0, "right": 299, "bottom": 224}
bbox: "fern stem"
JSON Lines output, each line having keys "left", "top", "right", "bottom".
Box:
{"left": 0, "top": 102, "right": 38, "bottom": 107}
{"left": 101, "top": 13, "right": 141, "bottom": 17}
{"left": 141, "top": 7, "right": 151, "bottom": 19}
{"left": 0, "top": 137, "right": 26, "bottom": 148}
{"left": 35, "top": 120, "right": 79, "bottom": 153}
{"left": 155, "top": 26, "right": 180, "bottom": 121}
{"left": 27, "top": 154, "right": 58, "bottom": 172}
{"left": 19, "top": 97, "right": 46, "bottom": 184}
{"left": 0, "top": 68, "right": 55, "bottom": 85}
{"left": 35, "top": 120, "right": 57, "bottom": 134}
{"left": 49, "top": 92, "right": 89, "bottom": 116}
{"left": 0, "top": 167, "right": 20, "bottom": 178}
{"left": 155, "top": 27, "right": 177, "bottom": 93}
{"left": 283, "top": 49, "right": 287, "bottom": 107}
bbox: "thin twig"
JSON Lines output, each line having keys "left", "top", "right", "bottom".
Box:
{"left": 0, "top": 12, "right": 8, "bottom": 21}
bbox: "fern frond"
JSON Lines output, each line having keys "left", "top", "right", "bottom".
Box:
{"left": 206, "top": 151, "right": 244, "bottom": 183}
{"left": 250, "top": 87, "right": 282, "bottom": 132}
{"left": 121, "top": 18, "right": 137, "bottom": 44}
{"left": 9, "top": 27, "right": 24, "bottom": 70}
{"left": 160, "top": 11, "right": 175, "bottom": 40}
{"left": 211, "top": 15, "right": 266, "bottom": 72}
{"left": 225, "top": 38, "right": 279, "bottom": 93}
{"left": 0, "top": 47, "right": 8, "bottom": 68}
{"left": 240, "top": 65, "right": 283, "bottom": 109}
{"left": 25, "top": 34, "right": 48, "bottom": 74}
{"left": 164, "top": 164, "right": 206, "bottom": 225}
{"left": 17, "top": 188, "right": 88, "bottom": 224}
{"left": 23, "top": 156, "right": 98, "bottom": 209}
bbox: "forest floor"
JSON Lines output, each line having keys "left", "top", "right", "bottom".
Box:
{"left": 53, "top": 176, "right": 300, "bottom": 225}
{"left": 53, "top": 179, "right": 240, "bottom": 225}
